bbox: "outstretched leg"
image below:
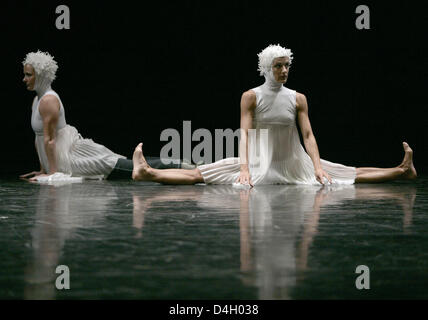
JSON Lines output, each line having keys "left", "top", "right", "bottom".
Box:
{"left": 132, "top": 143, "right": 205, "bottom": 184}
{"left": 355, "top": 142, "right": 417, "bottom": 183}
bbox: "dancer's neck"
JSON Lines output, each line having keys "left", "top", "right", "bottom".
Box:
{"left": 263, "top": 72, "right": 283, "bottom": 91}
{"left": 36, "top": 85, "right": 52, "bottom": 99}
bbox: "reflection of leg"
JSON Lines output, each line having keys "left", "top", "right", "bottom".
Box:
{"left": 132, "top": 188, "right": 206, "bottom": 236}
{"left": 355, "top": 142, "right": 417, "bottom": 183}
{"left": 132, "top": 143, "right": 204, "bottom": 184}
{"left": 354, "top": 186, "right": 410, "bottom": 201}
{"left": 296, "top": 187, "right": 323, "bottom": 281}
{"left": 403, "top": 192, "right": 417, "bottom": 233}
{"left": 132, "top": 194, "right": 147, "bottom": 236}
{"left": 239, "top": 190, "right": 252, "bottom": 273}
{"left": 354, "top": 185, "right": 416, "bottom": 232}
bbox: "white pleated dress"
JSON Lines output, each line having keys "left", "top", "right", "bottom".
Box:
{"left": 31, "top": 90, "right": 125, "bottom": 178}
{"left": 198, "top": 83, "right": 356, "bottom": 185}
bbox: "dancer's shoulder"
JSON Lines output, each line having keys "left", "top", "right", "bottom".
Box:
{"left": 242, "top": 89, "right": 257, "bottom": 98}
{"left": 241, "top": 89, "right": 257, "bottom": 103}
{"left": 295, "top": 91, "right": 308, "bottom": 112}
{"left": 295, "top": 91, "right": 306, "bottom": 102}
{"left": 241, "top": 89, "right": 257, "bottom": 110}
{"left": 40, "top": 94, "right": 59, "bottom": 105}
{"left": 39, "top": 94, "right": 60, "bottom": 115}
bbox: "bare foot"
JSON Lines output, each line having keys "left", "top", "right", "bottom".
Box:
{"left": 399, "top": 142, "right": 417, "bottom": 180}
{"left": 132, "top": 143, "right": 154, "bottom": 181}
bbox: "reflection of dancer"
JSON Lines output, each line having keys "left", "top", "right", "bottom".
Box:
{"left": 132, "top": 44, "right": 417, "bottom": 185}
{"left": 20, "top": 51, "right": 188, "bottom": 181}
{"left": 24, "top": 182, "right": 118, "bottom": 299}
{"left": 129, "top": 184, "right": 417, "bottom": 299}
{"left": 239, "top": 185, "right": 326, "bottom": 299}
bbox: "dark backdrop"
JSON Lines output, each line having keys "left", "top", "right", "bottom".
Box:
{"left": 1, "top": 0, "right": 427, "bottom": 176}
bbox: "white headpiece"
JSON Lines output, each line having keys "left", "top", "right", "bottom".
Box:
{"left": 257, "top": 44, "right": 293, "bottom": 76}
{"left": 23, "top": 50, "right": 58, "bottom": 82}
{"left": 23, "top": 50, "right": 58, "bottom": 96}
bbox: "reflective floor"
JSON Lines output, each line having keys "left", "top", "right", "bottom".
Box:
{"left": 0, "top": 176, "right": 427, "bottom": 299}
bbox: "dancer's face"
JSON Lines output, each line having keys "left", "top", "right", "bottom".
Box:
{"left": 271, "top": 57, "right": 290, "bottom": 83}
{"left": 23, "top": 64, "right": 36, "bottom": 91}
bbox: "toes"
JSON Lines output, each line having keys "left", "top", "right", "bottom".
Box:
{"left": 402, "top": 142, "right": 413, "bottom": 153}
{"left": 134, "top": 143, "right": 143, "bottom": 154}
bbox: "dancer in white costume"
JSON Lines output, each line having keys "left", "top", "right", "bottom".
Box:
{"left": 20, "top": 51, "right": 186, "bottom": 181}
{"left": 132, "top": 44, "right": 417, "bottom": 186}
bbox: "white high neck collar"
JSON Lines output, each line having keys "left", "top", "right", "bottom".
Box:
{"left": 263, "top": 70, "right": 283, "bottom": 91}
{"left": 35, "top": 74, "right": 53, "bottom": 99}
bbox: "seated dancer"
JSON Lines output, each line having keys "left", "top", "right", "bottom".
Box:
{"left": 132, "top": 44, "right": 417, "bottom": 186}
{"left": 20, "top": 51, "right": 192, "bottom": 181}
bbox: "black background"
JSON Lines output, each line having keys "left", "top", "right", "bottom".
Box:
{"left": 1, "top": 0, "right": 427, "bottom": 176}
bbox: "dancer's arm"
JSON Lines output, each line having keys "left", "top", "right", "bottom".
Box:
{"left": 35, "top": 140, "right": 46, "bottom": 173}
{"left": 296, "top": 92, "right": 332, "bottom": 184}
{"left": 37, "top": 95, "right": 60, "bottom": 175}
{"left": 236, "top": 90, "right": 256, "bottom": 186}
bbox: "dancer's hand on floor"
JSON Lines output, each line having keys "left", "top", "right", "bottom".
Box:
{"left": 19, "top": 170, "right": 44, "bottom": 180}
{"left": 315, "top": 168, "right": 332, "bottom": 185}
{"left": 236, "top": 169, "right": 254, "bottom": 188}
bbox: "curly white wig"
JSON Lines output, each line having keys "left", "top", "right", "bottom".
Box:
{"left": 22, "top": 50, "right": 58, "bottom": 82}
{"left": 257, "top": 44, "right": 293, "bottom": 76}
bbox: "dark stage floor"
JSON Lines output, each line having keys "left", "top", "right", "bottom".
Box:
{"left": 0, "top": 176, "right": 427, "bottom": 299}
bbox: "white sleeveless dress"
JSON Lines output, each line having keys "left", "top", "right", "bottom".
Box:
{"left": 31, "top": 90, "right": 125, "bottom": 178}
{"left": 198, "top": 83, "right": 356, "bottom": 185}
